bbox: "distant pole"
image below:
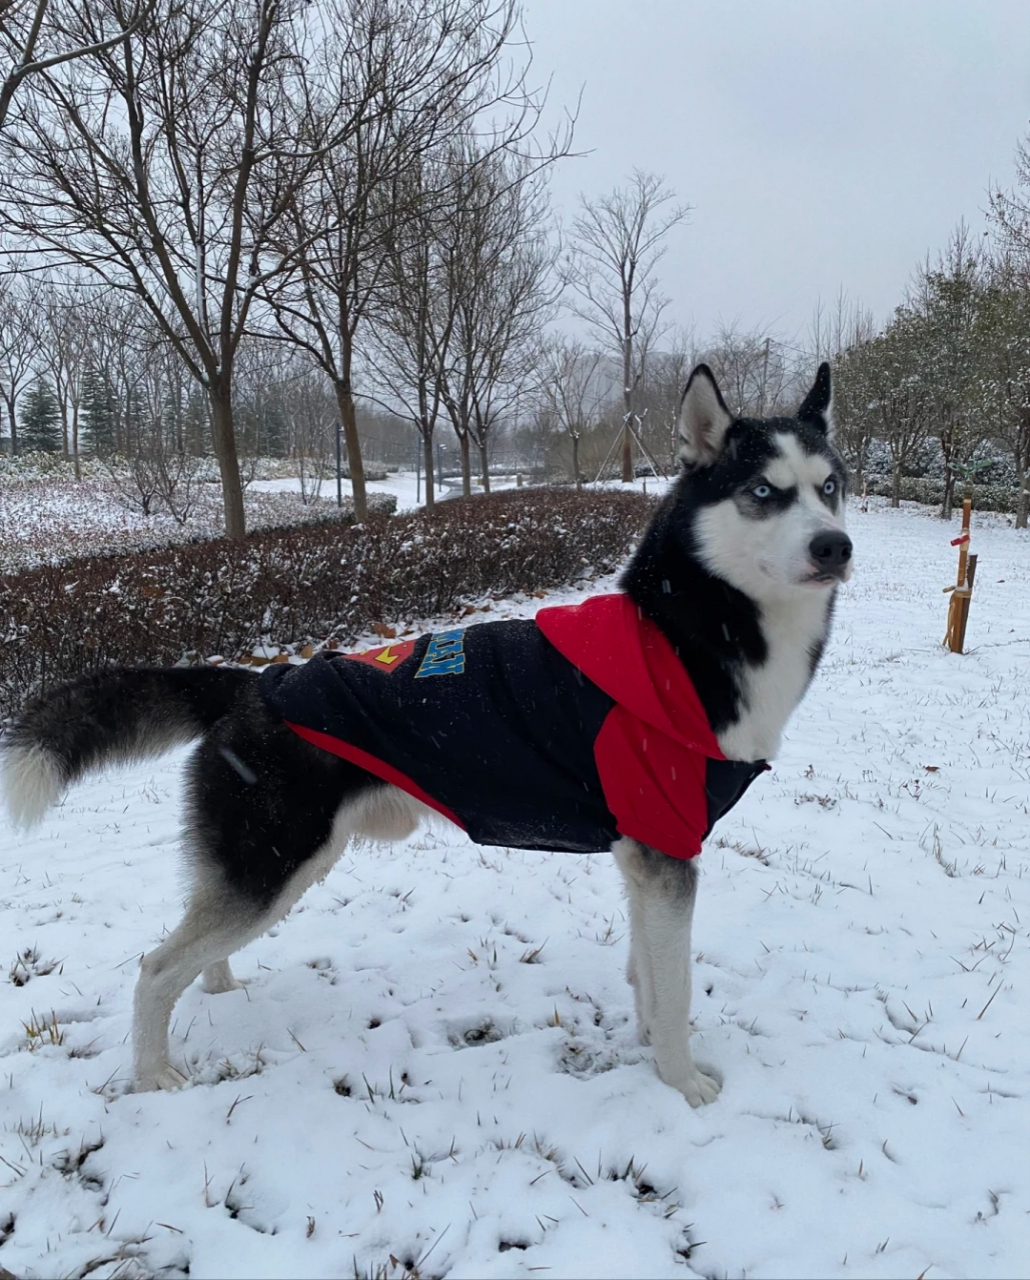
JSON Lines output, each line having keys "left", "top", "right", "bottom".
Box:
{"left": 335, "top": 420, "right": 343, "bottom": 508}
{"left": 415, "top": 430, "right": 421, "bottom": 504}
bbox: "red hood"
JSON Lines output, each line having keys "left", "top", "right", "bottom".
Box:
{"left": 535, "top": 593, "right": 725, "bottom": 761}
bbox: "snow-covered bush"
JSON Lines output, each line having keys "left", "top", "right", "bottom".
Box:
{"left": 0, "top": 487, "right": 653, "bottom": 719}
{"left": 864, "top": 475, "right": 1023, "bottom": 513}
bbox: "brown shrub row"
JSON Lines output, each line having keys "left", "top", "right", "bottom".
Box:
{"left": 0, "top": 487, "right": 655, "bottom": 720}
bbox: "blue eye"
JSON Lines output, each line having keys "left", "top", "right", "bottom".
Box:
{"left": 752, "top": 483, "right": 772, "bottom": 499}
{"left": 822, "top": 478, "right": 836, "bottom": 496}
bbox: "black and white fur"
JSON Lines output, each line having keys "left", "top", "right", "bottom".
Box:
{"left": 0, "top": 364, "right": 850, "bottom": 1105}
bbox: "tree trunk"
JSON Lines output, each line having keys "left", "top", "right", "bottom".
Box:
{"left": 622, "top": 312, "right": 634, "bottom": 483}
{"left": 72, "top": 404, "right": 81, "bottom": 481}
{"left": 422, "top": 431, "right": 435, "bottom": 509}
{"left": 334, "top": 380, "right": 367, "bottom": 522}
{"left": 208, "top": 388, "right": 246, "bottom": 538}
{"left": 6, "top": 398, "right": 16, "bottom": 455}
{"left": 59, "top": 398, "right": 70, "bottom": 461}
{"left": 1015, "top": 468, "right": 1029, "bottom": 529}
{"left": 940, "top": 460, "right": 954, "bottom": 520}
{"left": 1015, "top": 426, "right": 1029, "bottom": 529}
{"left": 478, "top": 438, "right": 490, "bottom": 493}
{"left": 458, "top": 431, "right": 471, "bottom": 497}
{"left": 621, "top": 423, "right": 633, "bottom": 482}
{"left": 572, "top": 432, "right": 581, "bottom": 490}
{"left": 890, "top": 464, "right": 901, "bottom": 508}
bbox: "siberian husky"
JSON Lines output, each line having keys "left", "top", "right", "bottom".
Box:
{"left": 0, "top": 363, "right": 851, "bottom": 1104}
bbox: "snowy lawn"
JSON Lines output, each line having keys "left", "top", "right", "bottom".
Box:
{"left": 249, "top": 471, "right": 521, "bottom": 514}
{"left": 1, "top": 501, "right": 1028, "bottom": 1280}
{"left": 0, "top": 474, "right": 397, "bottom": 573}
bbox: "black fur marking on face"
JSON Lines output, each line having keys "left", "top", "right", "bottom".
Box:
{"left": 622, "top": 399, "right": 849, "bottom": 737}
{"left": 817, "top": 477, "right": 842, "bottom": 511}
{"left": 740, "top": 482, "right": 798, "bottom": 518}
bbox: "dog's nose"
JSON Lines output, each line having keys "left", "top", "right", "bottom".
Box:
{"left": 809, "top": 530, "right": 852, "bottom": 570}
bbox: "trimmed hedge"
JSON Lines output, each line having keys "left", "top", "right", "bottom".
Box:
{"left": 0, "top": 487, "right": 654, "bottom": 720}
{"left": 865, "top": 475, "right": 1026, "bottom": 514}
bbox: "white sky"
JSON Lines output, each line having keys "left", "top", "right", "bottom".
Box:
{"left": 522, "top": 0, "right": 1030, "bottom": 346}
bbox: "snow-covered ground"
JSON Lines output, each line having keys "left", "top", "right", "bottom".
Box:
{"left": 1, "top": 500, "right": 1028, "bottom": 1280}
{"left": 249, "top": 470, "right": 521, "bottom": 513}
{"left": 0, "top": 469, "right": 515, "bottom": 571}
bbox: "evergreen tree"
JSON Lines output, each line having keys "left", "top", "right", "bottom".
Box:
{"left": 81, "top": 366, "right": 118, "bottom": 456}
{"left": 19, "top": 379, "right": 62, "bottom": 452}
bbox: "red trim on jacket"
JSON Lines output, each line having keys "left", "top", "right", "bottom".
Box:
{"left": 536, "top": 594, "right": 726, "bottom": 858}
{"left": 283, "top": 720, "right": 467, "bottom": 830}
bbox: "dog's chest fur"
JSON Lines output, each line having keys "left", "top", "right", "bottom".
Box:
{"left": 715, "top": 590, "right": 833, "bottom": 761}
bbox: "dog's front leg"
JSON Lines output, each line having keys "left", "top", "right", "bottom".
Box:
{"left": 613, "top": 839, "right": 721, "bottom": 1106}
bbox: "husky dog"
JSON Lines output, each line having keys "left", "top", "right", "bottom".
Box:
{"left": 0, "top": 364, "right": 850, "bottom": 1104}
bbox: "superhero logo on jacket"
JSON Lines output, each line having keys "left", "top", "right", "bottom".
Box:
{"left": 259, "top": 594, "right": 767, "bottom": 860}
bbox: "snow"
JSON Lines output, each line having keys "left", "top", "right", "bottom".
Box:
{"left": 1, "top": 500, "right": 1029, "bottom": 1280}
{"left": 0, "top": 475, "right": 392, "bottom": 573}
{"left": 249, "top": 471, "right": 521, "bottom": 514}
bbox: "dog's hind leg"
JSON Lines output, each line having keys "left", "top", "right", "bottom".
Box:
{"left": 131, "top": 705, "right": 382, "bottom": 1090}
{"left": 613, "top": 839, "right": 721, "bottom": 1107}
{"left": 133, "top": 888, "right": 271, "bottom": 1091}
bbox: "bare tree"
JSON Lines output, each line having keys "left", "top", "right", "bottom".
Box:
{"left": 38, "top": 277, "right": 92, "bottom": 475}
{"left": 263, "top": 0, "right": 528, "bottom": 519}
{"left": 539, "top": 335, "right": 604, "bottom": 486}
{"left": 369, "top": 153, "right": 456, "bottom": 508}
{"left": 0, "top": 274, "right": 40, "bottom": 453}
{"left": 0, "top": 0, "right": 341, "bottom": 537}
{"left": 568, "top": 170, "right": 690, "bottom": 481}
{"left": 807, "top": 290, "right": 876, "bottom": 482}
{"left": 437, "top": 143, "right": 559, "bottom": 494}
{"left": 0, "top": 0, "right": 150, "bottom": 130}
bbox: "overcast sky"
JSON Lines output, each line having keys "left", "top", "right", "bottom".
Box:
{"left": 521, "top": 0, "right": 1030, "bottom": 350}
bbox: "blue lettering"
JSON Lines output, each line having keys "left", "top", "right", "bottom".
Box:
{"left": 415, "top": 629, "right": 467, "bottom": 677}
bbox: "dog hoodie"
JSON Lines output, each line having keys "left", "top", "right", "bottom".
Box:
{"left": 259, "top": 593, "right": 766, "bottom": 860}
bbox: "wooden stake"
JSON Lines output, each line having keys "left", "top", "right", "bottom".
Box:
{"left": 944, "top": 499, "right": 974, "bottom": 653}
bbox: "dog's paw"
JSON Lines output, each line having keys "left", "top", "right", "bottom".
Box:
{"left": 201, "top": 962, "right": 247, "bottom": 995}
{"left": 662, "top": 1063, "right": 721, "bottom": 1107}
{"left": 133, "top": 1063, "right": 188, "bottom": 1092}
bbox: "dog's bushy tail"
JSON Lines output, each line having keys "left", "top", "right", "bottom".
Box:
{"left": 1, "top": 667, "right": 253, "bottom": 828}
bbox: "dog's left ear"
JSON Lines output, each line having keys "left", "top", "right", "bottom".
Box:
{"left": 796, "top": 362, "right": 834, "bottom": 437}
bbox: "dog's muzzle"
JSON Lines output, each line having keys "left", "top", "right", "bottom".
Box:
{"left": 807, "top": 530, "right": 853, "bottom": 582}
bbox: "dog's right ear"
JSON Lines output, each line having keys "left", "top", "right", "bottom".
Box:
{"left": 678, "top": 364, "right": 733, "bottom": 467}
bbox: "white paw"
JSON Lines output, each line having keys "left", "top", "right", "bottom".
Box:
{"left": 202, "top": 973, "right": 247, "bottom": 995}
{"left": 202, "top": 962, "right": 247, "bottom": 995}
{"left": 133, "top": 1063, "right": 188, "bottom": 1092}
{"left": 662, "top": 1064, "right": 721, "bottom": 1107}
{"left": 637, "top": 1018, "right": 652, "bottom": 1046}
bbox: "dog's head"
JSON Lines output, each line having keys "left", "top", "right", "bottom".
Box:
{"left": 675, "top": 362, "right": 852, "bottom": 600}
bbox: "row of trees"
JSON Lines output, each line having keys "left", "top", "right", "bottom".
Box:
{"left": 0, "top": 0, "right": 573, "bottom": 530}
{"left": 3, "top": 3, "right": 1029, "bottom": 529}
{"left": 0, "top": 275, "right": 422, "bottom": 468}
{"left": 832, "top": 219, "right": 1030, "bottom": 526}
